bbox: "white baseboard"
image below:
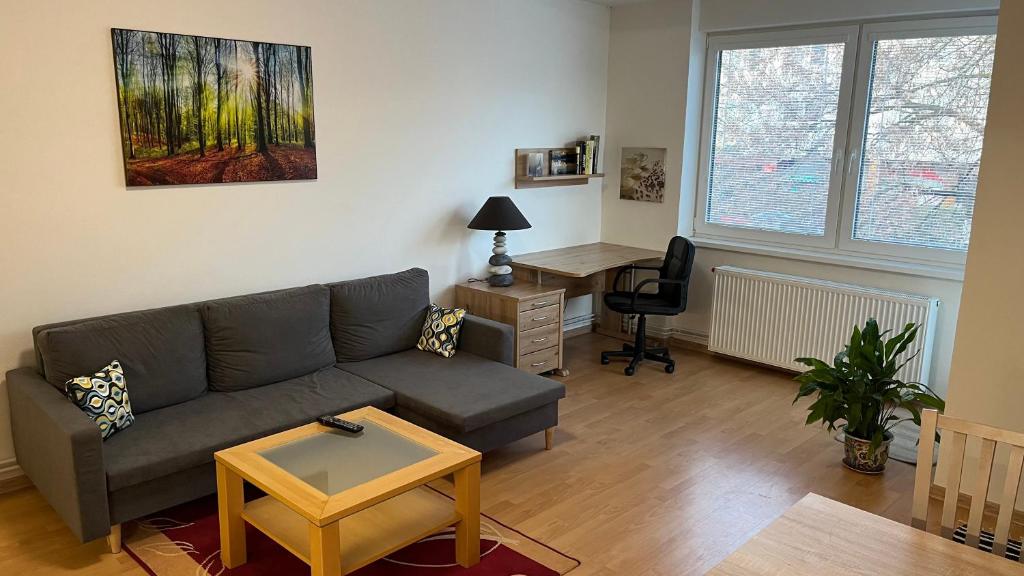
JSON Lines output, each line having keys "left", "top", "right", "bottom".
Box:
{"left": 563, "top": 313, "right": 596, "bottom": 333}
{"left": 0, "top": 458, "right": 23, "bottom": 481}
{"left": 558, "top": 313, "right": 709, "bottom": 348}
{"left": 647, "top": 324, "right": 709, "bottom": 347}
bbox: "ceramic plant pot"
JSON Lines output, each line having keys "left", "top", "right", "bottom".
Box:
{"left": 842, "top": 428, "right": 893, "bottom": 474}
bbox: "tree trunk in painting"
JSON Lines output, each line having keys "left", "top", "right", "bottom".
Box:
{"left": 214, "top": 38, "right": 224, "bottom": 152}
{"left": 112, "top": 29, "right": 138, "bottom": 159}
{"left": 188, "top": 36, "right": 210, "bottom": 157}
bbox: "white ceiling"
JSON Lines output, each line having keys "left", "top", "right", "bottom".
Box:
{"left": 585, "top": 0, "right": 664, "bottom": 6}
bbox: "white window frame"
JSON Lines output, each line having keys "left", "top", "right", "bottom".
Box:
{"left": 837, "top": 17, "right": 997, "bottom": 265}
{"left": 695, "top": 25, "right": 859, "bottom": 249}
{"left": 693, "top": 16, "right": 997, "bottom": 269}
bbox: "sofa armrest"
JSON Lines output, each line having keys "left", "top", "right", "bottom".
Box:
{"left": 6, "top": 367, "right": 109, "bottom": 542}
{"left": 459, "top": 314, "right": 515, "bottom": 366}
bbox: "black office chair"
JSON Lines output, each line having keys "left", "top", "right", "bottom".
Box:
{"left": 600, "top": 236, "right": 695, "bottom": 376}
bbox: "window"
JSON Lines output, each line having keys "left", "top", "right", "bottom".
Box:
{"left": 707, "top": 42, "right": 846, "bottom": 236}
{"left": 696, "top": 17, "right": 997, "bottom": 265}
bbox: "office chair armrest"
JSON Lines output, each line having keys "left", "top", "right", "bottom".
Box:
{"left": 611, "top": 265, "right": 662, "bottom": 292}
{"left": 631, "top": 278, "right": 684, "bottom": 308}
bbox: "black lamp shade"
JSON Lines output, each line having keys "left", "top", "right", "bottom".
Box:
{"left": 467, "top": 196, "right": 532, "bottom": 231}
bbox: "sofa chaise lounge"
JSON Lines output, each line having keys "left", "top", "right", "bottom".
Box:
{"left": 6, "top": 268, "right": 565, "bottom": 551}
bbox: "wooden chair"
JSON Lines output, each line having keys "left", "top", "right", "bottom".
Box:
{"left": 913, "top": 408, "right": 1024, "bottom": 559}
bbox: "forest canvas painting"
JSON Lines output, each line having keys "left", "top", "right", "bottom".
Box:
{"left": 111, "top": 29, "right": 316, "bottom": 186}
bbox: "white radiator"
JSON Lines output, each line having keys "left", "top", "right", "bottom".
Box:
{"left": 709, "top": 266, "right": 939, "bottom": 385}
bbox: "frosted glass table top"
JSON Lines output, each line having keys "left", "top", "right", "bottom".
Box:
{"left": 258, "top": 419, "right": 438, "bottom": 496}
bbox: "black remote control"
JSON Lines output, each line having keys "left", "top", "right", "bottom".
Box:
{"left": 317, "top": 415, "right": 364, "bottom": 433}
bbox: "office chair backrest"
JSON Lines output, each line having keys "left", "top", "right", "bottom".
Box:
{"left": 659, "top": 236, "right": 696, "bottom": 310}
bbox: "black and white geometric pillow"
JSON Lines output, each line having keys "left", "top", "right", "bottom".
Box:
{"left": 65, "top": 360, "right": 134, "bottom": 440}
{"left": 417, "top": 304, "right": 466, "bottom": 358}
{"left": 952, "top": 523, "right": 1022, "bottom": 561}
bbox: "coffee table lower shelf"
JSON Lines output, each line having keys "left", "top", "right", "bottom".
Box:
{"left": 241, "top": 486, "right": 460, "bottom": 574}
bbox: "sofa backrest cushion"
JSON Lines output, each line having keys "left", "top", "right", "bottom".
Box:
{"left": 202, "top": 285, "right": 335, "bottom": 391}
{"left": 35, "top": 304, "right": 207, "bottom": 414}
{"left": 328, "top": 268, "right": 429, "bottom": 362}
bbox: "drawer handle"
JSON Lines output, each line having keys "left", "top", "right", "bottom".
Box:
{"left": 531, "top": 361, "right": 548, "bottom": 367}
{"left": 531, "top": 337, "right": 549, "bottom": 343}
{"left": 531, "top": 301, "right": 551, "bottom": 307}
{"left": 532, "top": 316, "right": 550, "bottom": 321}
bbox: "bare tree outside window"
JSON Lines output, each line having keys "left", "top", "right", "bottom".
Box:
{"left": 852, "top": 35, "right": 996, "bottom": 251}
{"left": 706, "top": 43, "right": 846, "bottom": 236}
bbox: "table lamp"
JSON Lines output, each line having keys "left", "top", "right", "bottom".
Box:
{"left": 467, "top": 196, "right": 531, "bottom": 287}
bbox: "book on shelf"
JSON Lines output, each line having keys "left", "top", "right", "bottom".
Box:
{"left": 549, "top": 149, "right": 578, "bottom": 176}
{"left": 531, "top": 138, "right": 600, "bottom": 179}
{"left": 589, "top": 134, "right": 600, "bottom": 173}
{"left": 570, "top": 136, "right": 600, "bottom": 175}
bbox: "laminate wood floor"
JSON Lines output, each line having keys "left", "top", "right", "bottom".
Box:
{"left": 0, "top": 334, "right": 919, "bottom": 575}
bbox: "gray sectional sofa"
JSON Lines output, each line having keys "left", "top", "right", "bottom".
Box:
{"left": 5, "top": 268, "right": 565, "bottom": 544}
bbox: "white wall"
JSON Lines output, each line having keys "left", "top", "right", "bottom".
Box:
{"left": 701, "top": 0, "right": 998, "bottom": 32}
{"left": 945, "top": 0, "right": 1024, "bottom": 433}
{"left": 601, "top": 0, "right": 693, "bottom": 248}
{"left": 600, "top": 0, "right": 1001, "bottom": 397}
{"left": 935, "top": 3, "right": 1024, "bottom": 497}
{"left": 0, "top": 0, "right": 610, "bottom": 467}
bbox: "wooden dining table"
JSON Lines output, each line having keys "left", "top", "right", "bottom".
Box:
{"left": 708, "top": 492, "right": 1024, "bottom": 575}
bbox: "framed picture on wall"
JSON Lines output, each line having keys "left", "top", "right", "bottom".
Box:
{"left": 620, "top": 147, "right": 666, "bottom": 203}
{"left": 111, "top": 28, "right": 317, "bottom": 186}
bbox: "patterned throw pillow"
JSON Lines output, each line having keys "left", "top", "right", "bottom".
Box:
{"left": 65, "top": 360, "right": 134, "bottom": 440}
{"left": 417, "top": 304, "right": 466, "bottom": 358}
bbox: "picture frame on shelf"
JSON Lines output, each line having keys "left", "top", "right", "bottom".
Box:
{"left": 526, "top": 152, "right": 545, "bottom": 177}
{"left": 550, "top": 149, "right": 577, "bottom": 175}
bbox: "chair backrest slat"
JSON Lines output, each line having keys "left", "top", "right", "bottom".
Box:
{"left": 914, "top": 408, "right": 1024, "bottom": 561}
{"left": 965, "top": 438, "right": 997, "bottom": 547}
{"left": 992, "top": 445, "right": 1024, "bottom": 557}
{"left": 911, "top": 409, "right": 939, "bottom": 530}
{"left": 940, "top": 431, "right": 968, "bottom": 539}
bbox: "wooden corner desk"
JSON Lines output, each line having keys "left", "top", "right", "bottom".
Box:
{"left": 455, "top": 242, "right": 664, "bottom": 377}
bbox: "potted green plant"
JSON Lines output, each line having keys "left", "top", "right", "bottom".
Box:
{"left": 794, "top": 319, "right": 945, "bottom": 474}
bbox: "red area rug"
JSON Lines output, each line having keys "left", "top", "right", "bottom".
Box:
{"left": 124, "top": 491, "right": 578, "bottom": 575}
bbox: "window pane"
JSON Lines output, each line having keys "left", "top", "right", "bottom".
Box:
{"left": 853, "top": 35, "right": 996, "bottom": 251}
{"left": 707, "top": 43, "right": 846, "bottom": 236}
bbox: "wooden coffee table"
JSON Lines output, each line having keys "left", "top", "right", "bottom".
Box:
{"left": 213, "top": 406, "right": 482, "bottom": 576}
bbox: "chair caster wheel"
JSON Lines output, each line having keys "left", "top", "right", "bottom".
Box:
{"left": 624, "top": 366, "right": 636, "bottom": 376}
{"left": 600, "top": 356, "right": 610, "bottom": 365}
{"left": 665, "top": 363, "right": 675, "bottom": 374}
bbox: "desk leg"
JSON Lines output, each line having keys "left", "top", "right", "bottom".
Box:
{"left": 590, "top": 269, "right": 607, "bottom": 330}
{"left": 454, "top": 462, "right": 481, "bottom": 567}
{"left": 310, "top": 521, "right": 341, "bottom": 576}
{"left": 554, "top": 292, "right": 570, "bottom": 376}
{"left": 593, "top": 267, "right": 632, "bottom": 340}
{"left": 217, "top": 462, "right": 247, "bottom": 568}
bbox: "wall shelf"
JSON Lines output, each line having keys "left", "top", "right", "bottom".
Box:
{"left": 518, "top": 173, "right": 605, "bottom": 183}
{"left": 515, "top": 147, "right": 602, "bottom": 189}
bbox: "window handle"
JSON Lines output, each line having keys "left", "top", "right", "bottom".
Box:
{"left": 846, "top": 148, "right": 860, "bottom": 177}
{"left": 833, "top": 148, "right": 845, "bottom": 175}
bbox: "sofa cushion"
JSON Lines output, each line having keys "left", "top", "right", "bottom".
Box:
{"left": 203, "top": 285, "right": 335, "bottom": 391}
{"left": 102, "top": 366, "right": 394, "bottom": 491}
{"left": 328, "top": 268, "right": 429, "bottom": 362}
{"left": 65, "top": 360, "right": 135, "bottom": 440}
{"left": 337, "top": 349, "right": 565, "bottom": 433}
{"left": 35, "top": 304, "right": 207, "bottom": 414}
{"left": 416, "top": 304, "right": 466, "bottom": 358}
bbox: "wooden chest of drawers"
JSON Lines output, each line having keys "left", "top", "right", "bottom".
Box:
{"left": 454, "top": 281, "right": 567, "bottom": 376}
